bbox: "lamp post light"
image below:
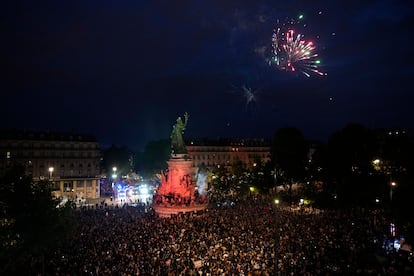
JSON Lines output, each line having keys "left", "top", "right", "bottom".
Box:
{"left": 274, "top": 198, "right": 280, "bottom": 275}
{"left": 48, "top": 167, "right": 54, "bottom": 179}
{"left": 390, "top": 181, "right": 397, "bottom": 202}
{"left": 112, "top": 166, "right": 118, "bottom": 181}
{"left": 111, "top": 167, "right": 118, "bottom": 199}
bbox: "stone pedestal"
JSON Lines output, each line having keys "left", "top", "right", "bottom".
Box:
{"left": 156, "top": 154, "right": 195, "bottom": 198}
{"left": 153, "top": 154, "right": 207, "bottom": 217}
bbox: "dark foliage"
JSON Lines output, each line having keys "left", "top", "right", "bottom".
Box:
{"left": 138, "top": 139, "right": 170, "bottom": 178}
{"left": 271, "top": 127, "right": 308, "bottom": 183}
{"left": 102, "top": 145, "right": 134, "bottom": 176}
{"left": 0, "top": 165, "right": 77, "bottom": 275}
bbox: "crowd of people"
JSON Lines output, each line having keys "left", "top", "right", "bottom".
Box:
{"left": 31, "top": 196, "right": 412, "bottom": 275}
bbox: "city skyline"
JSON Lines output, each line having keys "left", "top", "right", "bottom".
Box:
{"left": 3, "top": 1, "right": 413, "bottom": 151}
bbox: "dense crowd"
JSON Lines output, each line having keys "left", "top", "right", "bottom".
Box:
{"left": 30, "top": 196, "right": 412, "bottom": 275}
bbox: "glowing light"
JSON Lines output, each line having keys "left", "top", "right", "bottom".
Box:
{"left": 139, "top": 185, "right": 149, "bottom": 195}
{"left": 390, "top": 223, "right": 396, "bottom": 237}
{"left": 48, "top": 167, "right": 54, "bottom": 178}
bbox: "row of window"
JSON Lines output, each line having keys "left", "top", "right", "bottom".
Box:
{"left": 29, "top": 169, "right": 97, "bottom": 178}
{"left": 52, "top": 181, "right": 95, "bottom": 190}
{"left": 191, "top": 154, "right": 231, "bottom": 160}
{"left": 192, "top": 160, "right": 231, "bottom": 167}
{"left": 29, "top": 161, "right": 99, "bottom": 170}
{"left": 0, "top": 142, "right": 99, "bottom": 149}
{"left": 188, "top": 147, "right": 270, "bottom": 152}
{"left": 4, "top": 151, "right": 99, "bottom": 158}
{"left": 190, "top": 154, "right": 268, "bottom": 160}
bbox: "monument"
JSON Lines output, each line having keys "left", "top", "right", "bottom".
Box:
{"left": 153, "top": 113, "right": 208, "bottom": 217}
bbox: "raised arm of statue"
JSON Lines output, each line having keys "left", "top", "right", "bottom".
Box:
{"left": 183, "top": 112, "right": 189, "bottom": 128}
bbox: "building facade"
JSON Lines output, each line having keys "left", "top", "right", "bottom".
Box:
{"left": 185, "top": 138, "right": 271, "bottom": 171}
{"left": 0, "top": 130, "right": 102, "bottom": 200}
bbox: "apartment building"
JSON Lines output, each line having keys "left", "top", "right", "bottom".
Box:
{"left": 0, "top": 129, "right": 102, "bottom": 200}
{"left": 185, "top": 138, "right": 271, "bottom": 171}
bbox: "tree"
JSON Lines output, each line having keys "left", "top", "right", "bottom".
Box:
{"left": 210, "top": 164, "right": 231, "bottom": 199}
{"left": 380, "top": 131, "right": 414, "bottom": 245}
{"left": 102, "top": 145, "right": 134, "bottom": 176}
{"left": 0, "top": 165, "right": 77, "bottom": 274}
{"left": 247, "top": 158, "right": 271, "bottom": 193}
{"left": 325, "top": 123, "right": 378, "bottom": 206}
{"left": 271, "top": 127, "right": 308, "bottom": 185}
{"left": 138, "top": 139, "right": 170, "bottom": 178}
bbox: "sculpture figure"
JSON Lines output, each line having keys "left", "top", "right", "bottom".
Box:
{"left": 170, "top": 112, "right": 189, "bottom": 154}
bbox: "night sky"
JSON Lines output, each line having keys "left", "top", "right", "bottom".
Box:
{"left": 3, "top": 1, "right": 413, "bottom": 151}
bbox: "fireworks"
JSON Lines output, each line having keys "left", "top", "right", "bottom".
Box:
{"left": 271, "top": 17, "right": 325, "bottom": 77}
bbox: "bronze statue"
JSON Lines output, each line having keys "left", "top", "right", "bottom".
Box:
{"left": 170, "top": 112, "right": 189, "bottom": 154}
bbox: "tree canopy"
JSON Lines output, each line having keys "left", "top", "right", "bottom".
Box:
{"left": 271, "top": 127, "right": 308, "bottom": 184}
{"left": 0, "top": 165, "right": 77, "bottom": 274}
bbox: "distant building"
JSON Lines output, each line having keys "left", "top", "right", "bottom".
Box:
{"left": 0, "top": 130, "right": 102, "bottom": 200}
{"left": 185, "top": 138, "right": 271, "bottom": 171}
{"left": 372, "top": 128, "right": 413, "bottom": 175}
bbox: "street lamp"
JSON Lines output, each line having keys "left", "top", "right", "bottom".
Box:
{"left": 48, "top": 167, "right": 54, "bottom": 179}
{"left": 111, "top": 167, "right": 118, "bottom": 198}
{"left": 112, "top": 166, "right": 118, "bottom": 180}
{"left": 372, "top": 158, "right": 382, "bottom": 172}
{"left": 274, "top": 198, "right": 280, "bottom": 275}
{"left": 390, "top": 181, "right": 397, "bottom": 202}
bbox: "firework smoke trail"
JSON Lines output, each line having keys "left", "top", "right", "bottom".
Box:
{"left": 241, "top": 84, "right": 257, "bottom": 106}
{"left": 229, "top": 84, "right": 260, "bottom": 109}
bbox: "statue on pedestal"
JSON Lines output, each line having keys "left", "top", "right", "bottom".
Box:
{"left": 153, "top": 112, "right": 208, "bottom": 217}
{"left": 170, "top": 112, "right": 189, "bottom": 154}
